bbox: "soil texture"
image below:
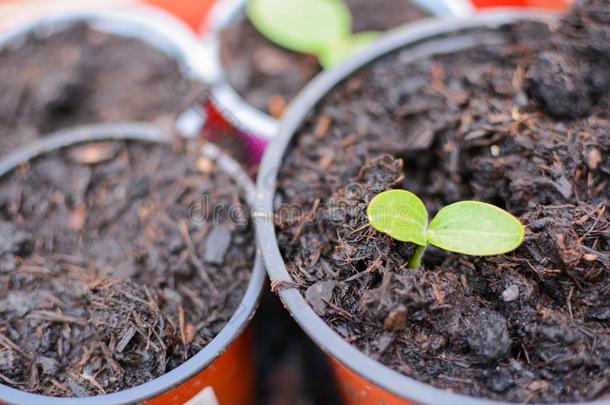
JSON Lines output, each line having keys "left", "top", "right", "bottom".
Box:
{"left": 0, "top": 138, "right": 253, "bottom": 396}
{"left": 0, "top": 22, "right": 206, "bottom": 157}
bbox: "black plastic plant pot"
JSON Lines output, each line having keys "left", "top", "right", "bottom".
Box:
{"left": 0, "top": 123, "right": 265, "bottom": 405}
{"left": 0, "top": 7, "right": 214, "bottom": 159}
{"left": 255, "top": 11, "right": 610, "bottom": 405}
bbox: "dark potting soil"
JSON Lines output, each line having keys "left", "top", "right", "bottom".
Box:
{"left": 0, "top": 138, "right": 253, "bottom": 397}
{"left": 0, "top": 22, "right": 207, "bottom": 157}
{"left": 274, "top": 0, "right": 610, "bottom": 403}
{"left": 219, "top": 0, "right": 430, "bottom": 117}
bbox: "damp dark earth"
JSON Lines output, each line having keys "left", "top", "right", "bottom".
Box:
{"left": 0, "top": 22, "right": 206, "bottom": 157}
{"left": 0, "top": 139, "right": 253, "bottom": 396}
{"left": 274, "top": 0, "right": 609, "bottom": 402}
{"left": 219, "top": 0, "right": 430, "bottom": 117}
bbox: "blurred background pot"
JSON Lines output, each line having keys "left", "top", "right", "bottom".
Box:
{"left": 0, "top": 0, "right": 219, "bottom": 32}
{"left": 198, "top": 0, "right": 468, "bottom": 166}
{"left": 253, "top": 11, "right": 606, "bottom": 405}
{"left": 0, "top": 6, "right": 214, "bottom": 157}
{"left": 0, "top": 122, "right": 265, "bottom": 405}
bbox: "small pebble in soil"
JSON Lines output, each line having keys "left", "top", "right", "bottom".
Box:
{"left": 501, "top": 285, "right": 520, "bottom": 302}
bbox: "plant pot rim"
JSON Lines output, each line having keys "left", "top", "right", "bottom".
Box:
{"left": 0, "top": 122, "right": 266, "bottom": 405}
{"left": 198, "top": 0, "right": 474, "bottom": 142}
{"left": 254, "top": 11, "right": 610, "bottom": 405}
{"left": 0, "top": 6, "right": 215, "bottom": 138}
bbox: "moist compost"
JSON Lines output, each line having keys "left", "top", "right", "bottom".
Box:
{"left": 219, "top": 0, "right": 430, "bottom": 117}
{"left": 0, "top": 138, "right": 254, "bottom": 397}
{"left": 0, "top": 22, "right": 207, "bottom": 157}
{"left": 274, "top": 0, "right": 610, "bottom": 402}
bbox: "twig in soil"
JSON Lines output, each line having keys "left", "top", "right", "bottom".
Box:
{"left": 270, "top": 279, "right": 300, "bottom": 292}
{"left": 567, "top": 286, "right": 574, "bottom": 319}
{"left": 120, "top": 288, "right": 157, "bottom": 310}
{"left": 521, "top": 342, "right": 532, "bottom": 365}
{"left": 77, "top": 347, "right": 94, "bottom": 368}
{"left": 577, "top": 205, "right": 605, "bottom": 243}
{"left": 26, "top": 310, "right": 87, "bottom": 326}
{"left": 178, "top": 285, "right": 206, "bottom": 312}
{"left": 345, "top": 335, "right": 362, "bottom": 343}
{"left": 178, "top": 306, "right": 187, "bottom": 346}
{"left": 0, "top": 372, "right": 21, "bottom": 387}
{"left": 178, "top": 220, "right": 220, "bottom": 299}
{"left": 292, "top": 198, "right": 320, "bottom": 241}
{"left": 116, "top": 327, "right": 136, "bottom": 353}
{"left": 81, "top": 374, "right": 106, "bottom": 394}
{"left": 98, "top": 341, "right": 124, "bottom": 377}
{"left": 0, "top": 333, "right": 32, "bottom": 360}
{"left": 322, "top": 298, "right": 353, "bottom": 320}
{"left": 17, "top": 265, "right": 51, "bottom": 274}
{"left": 580, "top": 246, "right": 610, "bottom": 264}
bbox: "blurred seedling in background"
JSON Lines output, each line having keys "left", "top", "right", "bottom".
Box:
{"left": 247, "top": 0, "right": 380, "bottom": 69}
{"left": 367, "top": 190, "right": 525, "bottom": 269}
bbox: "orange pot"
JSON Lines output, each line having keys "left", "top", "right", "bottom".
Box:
{"left": 472, "top": 0, "right": 571, "bottom": 11}
{"left": 145, "top": 328, "right": 255, "bottom": 405}
{"left": 330, "top": 358, "right": 413, "bottom": 405}
{"left": 0, "top": 0, "right": 218, "bottom": 33}
{"left": 144, "top": 0, "right": 217, "bottom": 32}
{"left": 0, "top": 125, "right": 265, "bottom": 405}
{"left": 527, "top": 0, "right": 571, "bottom": 10}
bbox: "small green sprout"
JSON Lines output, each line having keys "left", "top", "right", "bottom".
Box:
{"left": 367, "top": 190, "right": 525, "bottom": 269}
{"left": 247, "top": 0, "right": 380, "bottom": 69}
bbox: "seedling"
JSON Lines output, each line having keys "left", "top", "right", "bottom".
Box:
{"left": 367, "top": 190, "right": 525, "bottom": 269}
{"left": 247, "top": 0, "right": 380, "bottom": 69}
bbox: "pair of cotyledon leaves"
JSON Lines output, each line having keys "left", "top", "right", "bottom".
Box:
{"left": 367, "top": 190, "right": 525, "bottom": 256}
{"left": 247, "top": 0, "right": 380, "bottom": 69}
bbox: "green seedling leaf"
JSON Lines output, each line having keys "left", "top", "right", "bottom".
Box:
{"left": 428, "top": 201, "right": 525, "bottom": 256}
{"left": 318, "top": 31, "right": 380, "bottom": 69}
{"left": 367, "top": 190, "right": 428, "bottom": 246}
{"left": 247, "top": 0, "right": 352, "bottom": 55}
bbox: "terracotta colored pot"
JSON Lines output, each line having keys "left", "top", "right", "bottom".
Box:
{"left": 198, "top": 0, "right": 468, "bottom": 164}
{"left": 144, "top": 0, "right": 217, "bottom": 32}
{"left": 254, "top": 10, "right": 607, "bottom": 405}
{"left": 0, "top": 0, "right": 219, "bottom": 32}
{"left": 0, "top": 122, "right": 265, "bottom": 405}
{"left": 472, "top": 0, "right": 572, "bottom": 11}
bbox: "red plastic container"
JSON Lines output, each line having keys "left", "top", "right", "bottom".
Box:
{"left": 144, "top": 0, "right": 217, "bottom": 32}
{"left": 0, "top": 0, "right": 218, "bottom": 33}
{"left": 472, "top": 0, "right": 571, "bottom": 11}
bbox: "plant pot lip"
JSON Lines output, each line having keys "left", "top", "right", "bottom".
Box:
{"left": 0, "top": 122, "right": 266, "bottom": 405}
{"left": 198, "top": 0, "right": 473, "bottom": 142}
{"left": 0, "top": 5, "right": 215, "bottom": 138}
{"left": 255, "top": 11, "right": 610, "bottom": 405}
